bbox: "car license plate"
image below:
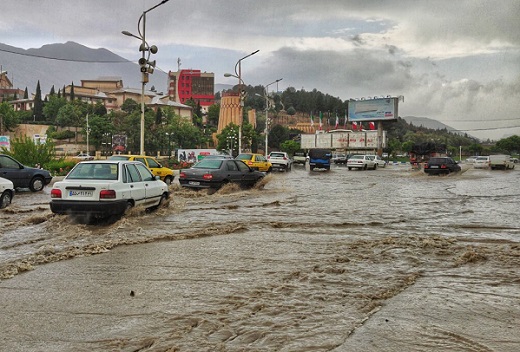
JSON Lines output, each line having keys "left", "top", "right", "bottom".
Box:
{"left": 69, "top": 190, "right": 93, "bottom": 197}
{"left": 189, "top": 181, "right": 200, "bottom": 185}
{"left": 430, "top": 165, "right": 439, "bottom": 169}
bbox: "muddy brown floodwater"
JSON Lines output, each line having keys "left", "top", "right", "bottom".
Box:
{"left": 1, "top": 163, "right": 519, "bottom": 351}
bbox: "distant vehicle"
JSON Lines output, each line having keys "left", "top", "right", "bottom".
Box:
{"left": 423, "top": 157, "right": 461, "bottom": 175}
{"left": 308, "top": 149, "right": 332, "bottom": 170}
{"left": 347, "top": 155, "right": 377, "bottom": 170}
{"left": 108, "top": 154, "right": 175, "bottom": 184}
{"left": 0, "top": 177, "right": 15, "bottom": 209}
{"left": 366, "top": 155, "right": 387, "bottom": 168}
{"left": 473, "top": 156, "right": 490, "bottom": 169}
{"left": 332, "top": 153, "right": 348, "bottom": 164}
{"left": 268, "top": 151, "right": 292, "bottom": 171}
{"left": 236, "top": 153, "right": 272, "bottom": 172}
{"left": 0, "top": 154, "right": 53, "bottom": 192}
{"left": 465, "top": 156, "right": 479, "bottom": 163}
{"left": 50, "top": 160, "right": 169, "bottom": 220}
{"left": 511, "top": 157, "right": 519, "bottom": 164}
{"left": 489, "top": 155, "right": 515, "bottom": 170}
{"left": 178, "top": 158, "right": 265, "bottom": 190}
{"left": 201, "top": 154, "right": 234, "bottom": 160}
{"left": 293, "top": 150, "right": 307, "bottom": 165}
{"left": 73, "top": 153, "right": 94, "bottom": 161}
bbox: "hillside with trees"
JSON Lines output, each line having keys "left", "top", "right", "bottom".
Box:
{"left": 2, "top": 81, "right": 519, "bottom": 168}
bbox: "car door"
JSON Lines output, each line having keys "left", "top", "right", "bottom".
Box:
{"left": 124, "top": 163, "right": 147, "bottom": 205}
{"left": 235, "top": 160, "right": 256, "bottom": 186}
{"left": 135, "top": 163, "right": 163, "bottom": 206}
{"left": 224, "top": 160, "right": 244, "bottom": 184}
{"left": 142, "top": 157, "right": 163, "bottom": 178}
{"left": 0, "top": 155, "right": 25, "bottom": 188}
{"left": 255, "top": 155, "right": 269, "bottom": 171}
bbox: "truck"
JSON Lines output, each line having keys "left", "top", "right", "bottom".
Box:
{"left": 489, "top": 155, "right": 515, "bottom": 170}
{"left": 308, "top": 149, "right": 332, "bottom": 171}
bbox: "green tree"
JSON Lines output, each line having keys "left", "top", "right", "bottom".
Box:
{"left": 269, "top": 124, "right": 290, "bottom": 150}
{"left": 43, "top": 95, "right": 67, "bottom": 122}
{"left": 33, "top": 80, "right": 44, "bottom": 121}
{"left": 280, "top": 140, "right": 300, "bottom": 155}
{"left": 0, "top": 102, "right": 19, "bottom": 133}
{"left": 216, "top": 123, "right": 239, "bottom": 155}
{"left": 495, "top": 135, "right": 520, "bottom": 154}
{"left": 0, "top": 135, "right": 56, "bottom": 169}
{"left": 121, "top": 98, "right": 139, "bottom": 113}
{"left": 207, "top": 104, "right": 220, "bottom": 127}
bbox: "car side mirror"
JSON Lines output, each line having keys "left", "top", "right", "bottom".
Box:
{"left": 155, "top": 175, "right": 161, "bottom": 180}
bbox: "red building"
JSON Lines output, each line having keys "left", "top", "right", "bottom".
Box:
{"left": 168, "top": 69, "right": 214, "bottom": 113}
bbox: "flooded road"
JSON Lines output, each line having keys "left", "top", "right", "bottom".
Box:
{"left": 1, "top": 163, "right": 519, "bottom": 351}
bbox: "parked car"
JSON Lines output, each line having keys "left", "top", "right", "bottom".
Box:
{"left": 347, "top": 155, "right": 377, "bottom": 170}
{"left": 366, "top": 155, "right": 387, "bottom": 168}
{"left": 423, "top": 157, "right": 461, "bottom": 175}
{"left": 0, "top": 154, "right": 53, "bottom": 192}
{"left": 178, "top": 158, "right": 265, "bottom": 190}
{"left": 236, "top": 153, "right": 272, "bottom": 172}
{"left": 293, "top": 150, "right": 307, "bottom": 165}
{"left": 473, "top": 156, "right": 490, "bottom": 169}
{"left": 268, "top": 151, "right": 293, "bottom": 171}
{"left": 465, "top": 156, "right": 479, "bottom": 163}
{"left": 50, "top": 160, "right": 169, "bottom": 219}
{"left": 0, "top": 177, "right": 15, "bottom": 209}
{"left": 108, "top": 154, "right": 175, "bottom": 184}
{"left": 73, "top": 153, "right": 94, "bottom": 161}
{"left": 332, "top": 153, "right": 348, "bottom": 164}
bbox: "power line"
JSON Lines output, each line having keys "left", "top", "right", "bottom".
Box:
{"left": 0, "top": 47, "right": 130, "bottom": 63}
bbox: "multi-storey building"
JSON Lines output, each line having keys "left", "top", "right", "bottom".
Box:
{"left": 168, "top": 69, "right": 214, "bottom": 113}
{"left": 0, "top": 70, "right": 24, "bottom": 103}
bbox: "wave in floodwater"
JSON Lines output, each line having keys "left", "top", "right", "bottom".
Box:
{"left": 1, "top": 166, "right": 519, "bottom": 281}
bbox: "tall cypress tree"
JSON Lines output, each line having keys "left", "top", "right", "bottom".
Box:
{"left": 24, "top": 87, "right": 28, "bottom": 99}
{"left": 33, "top": 80, "right": 43, "bottom": 121}
{"left": 70, "top": 82, "right": 75, "bottom": 101}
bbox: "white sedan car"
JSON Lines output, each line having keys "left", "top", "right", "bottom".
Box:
{"left": 366, "top": 155, "right": 387, "bottom": 168}
{"left": 74, "top": 153, "right": 94, "bottom": 161}
{"left": 0, "top": 177, "right": 15, "bottom": 209}
{"left": 50, "top": 160, "right": 169, "bottom": 219}
{"left": 347, "top": 155, "right": 377, "bottom": 170}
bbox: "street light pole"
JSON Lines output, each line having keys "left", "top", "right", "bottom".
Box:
{"left": 122, "top": 0, "right": 169, "bottom": 156}
{"left": 231, "top": 50, "right": 259, "bottom": 154}
{"left": 263, "top": 78, "right": 283, "bottom": 155}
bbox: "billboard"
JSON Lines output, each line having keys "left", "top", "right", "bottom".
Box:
{"left": 0, "top": 136, "right": 10, "bottom": 151}
{"left": 300, "top": 131, "right": 386, "bottom": 149}
{"left": 348, "top": 97, "right": 398, "bottom": 122}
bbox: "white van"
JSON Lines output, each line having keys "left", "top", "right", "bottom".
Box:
{"left": 489, "top": 155, "right": 515, "bottom": 170}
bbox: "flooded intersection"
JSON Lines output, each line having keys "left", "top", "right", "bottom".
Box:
{"left": 1, "top": 164, "right": 519, "bottom": 351}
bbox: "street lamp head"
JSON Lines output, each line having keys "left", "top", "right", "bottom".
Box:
{"left": 122, "top": 30, "right": 140, "bottom": 40}
{"left": 224, "top": 73, "right": 237, "bottom": 78}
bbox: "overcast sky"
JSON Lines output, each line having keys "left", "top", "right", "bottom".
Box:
{"left": 1, "top": 0, "right": 519, "bottom": 140}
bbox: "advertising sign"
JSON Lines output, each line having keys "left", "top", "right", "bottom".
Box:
{"left": 348, "top": 97, "right": 397, "bottom": 122}
{"left": 178, "top": 149, "right": 218, "bottom": 163}
{"left": 0, "top": 136, "right": 10, "bottom": 151}
{"left": 300, "top": 131, "right": 386, "bottom": 149}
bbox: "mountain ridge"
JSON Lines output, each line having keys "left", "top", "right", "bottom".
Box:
{"left": 1, "top": 41, "right": 462, "bottom": 136}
